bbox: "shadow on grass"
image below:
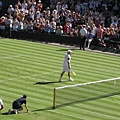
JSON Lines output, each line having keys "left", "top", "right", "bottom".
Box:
{"left": 1, "top": 111, "right": 15, "bottom": 115}
{"left": 32, "top": 92, "right": 120, "bottom": 112}
{"left": 55, "top": 92, "right": 120, "bottom": 109}
{"left": 34, "top": 80, "right": 68, "bottom": 85}
{"left": 56, "top": 48, "right": 76, "bottom": 52}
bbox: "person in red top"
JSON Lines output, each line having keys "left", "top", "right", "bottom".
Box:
{"left": 36, "top": 0, "right": 42, "bottom": 12}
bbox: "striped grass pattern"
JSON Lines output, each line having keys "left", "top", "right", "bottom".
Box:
{"left": 0, "top": 38, "right": 120, "bottom": 120}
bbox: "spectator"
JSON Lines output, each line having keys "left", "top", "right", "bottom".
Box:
{"left": 7, "top": 5, "right": 14, "bottom": 15}
{"left": 23, "top": 20, "right": 29, "bottom": 31}
{"left": 21, "top": 0, "right": 28, "bottom": 10}
{"left": 104, "top": 28, "right": 110, "bottom": 40}
{"left": 86, "top": 29, "right": 94, "bottom": 48}
{"left": 14, "top": 5, "right": 20, "bottom": 18}
{"left": 0, "top": 0, "right": 2, "bottom": 11}
{"left": 0, "top": 98, "right": 4, "bottom": 110}
{"left": 50, "top": 21, "right": 56, "bottom": 34}
{"left": 36, "top": 0, "right": 43, "bottom": 12}
{"left": 5, "top": 15, "right": 13, "bottom": 37}
{"left": 27, "top": 20, "right": 34, "bottom": 32}
{"left": 70, "top": 27, "right": 79, "bottom": 37}
{"left": 44, "top": 19, "right": 50, "bottom": 33}
{"left": 18, "top": 19, "right": 24, "bottom": 31}
{"left": 99, "top": 39, "right": 106, "bottom": 47}
{"left": 96, "top": 25, "right": 104, "bottom": 40}
{"left": 56, "top": 23, "right": 63, "bottom": 35}
{"left": 59, "top": 12, "right": 66, "bottom": 26}
{"left": 64, "top": 21, "right": 71, "bottom": 35}
{"left": 0, "top": 16, "right": 6, "bottom": 30}
{"left": 39, "top": 22, "right": 45, "bottom": 33}
{"left": 109, "top": 28, "right": 117, "bottom": 39}
{"left": 18, "top": 9, "right": 25, "bottom": 22}
{"left": 56, "top": 2, "right": 62, "bottom": 15}
{"left": 79, "top": 24, "right": 87, "bottom": 50}
{"left": 12, "top": 17, "right": 19, "bottom": 31}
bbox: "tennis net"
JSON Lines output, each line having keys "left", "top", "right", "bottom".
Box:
{"left": 53, "top": 77, "right": 120, "bottom": 109}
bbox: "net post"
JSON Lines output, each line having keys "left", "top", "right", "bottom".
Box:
{"left": 53, "top": 88, "right": 56, "bottom": 109}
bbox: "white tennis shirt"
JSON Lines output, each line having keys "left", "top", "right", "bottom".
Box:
{"left": 63, "top": 53, "right": 71, "bottom": 66}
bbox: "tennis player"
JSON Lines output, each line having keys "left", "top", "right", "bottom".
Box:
{"left": 12, "top": 94, "right": 28, "bottom": 114}
{"left": 0, "top": 98, "right": 4, "bottom": 110}
{"left": 59, "top": 50, "right": 74, "bottom": 82}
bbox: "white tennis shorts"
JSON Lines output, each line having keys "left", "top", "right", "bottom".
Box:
{"left": 62, "top": 65, "right": 71, "bottom": 72}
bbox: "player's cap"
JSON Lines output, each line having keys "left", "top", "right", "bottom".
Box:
{"left": 67, "top": 50, "right": 73, "bottom": 53}
{"left": 23, "top": 94, "right": 27, "bottom": 98}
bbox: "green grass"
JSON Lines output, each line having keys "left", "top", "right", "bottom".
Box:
{"left": 0, "top": 38, "right": 120, "bottom": 120}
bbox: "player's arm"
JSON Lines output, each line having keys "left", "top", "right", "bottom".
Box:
{"left": 67, "top": 58, "right": 71, "bottom": 69}
{"left": 25, "top": 104, "right": 28, "bottom": 113}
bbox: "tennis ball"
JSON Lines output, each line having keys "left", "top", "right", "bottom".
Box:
{"left": 113, "top": 98, "right": 115, "bottom": 101}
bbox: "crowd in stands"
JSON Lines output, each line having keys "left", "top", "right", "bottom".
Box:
{"left": 0, "top": 0, "right": 120, "bottom": 50}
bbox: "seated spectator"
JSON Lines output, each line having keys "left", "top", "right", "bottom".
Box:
{"left": 0, "top": 16, "right": 6, "bottom": 30}
{"left": 0, "top": 0, "right": 2, "bottom": 10}
{"left": 21, "top": 0, "right": 28, "bottom": 10}
{"left": 17, "top": 0, "right": 22, "bottom": 9}
{"left": 116, "top": 44, "right": 120, "bottom": 50}
{"left": 104, "top": 28, "right": 110, "bottom": 40}
{"left": 39, "top": 22, "right": 45, "bottom": 33}
{"left": 27, "top": 20, "right": 34, "bottom": 32}
{"left": 7, "top": 5, "right": 14, "bottom": 15}
{"left": 70, "top": 27, "right": 79, "bottom": 37}
{"left": 12, "top": 17, "right": 19, "bottom": 31}
{"left": 18, "top": 20, "right": 24, "bottom": 31}
{"left": 50, "top": 21, "right": 56, "bottom": 34}
{"left": 96, "top": 25, "right": 104, "bottom": 40}
{"left": 117, "top": 26, "right": 120, "bottom": 38}
{"left": 14, "top": 5, "right": 20, "bottom": 18}
{"left": 34, "top": 19, "right": 40, "bottom": 33}
{"left": 63, "top": 20, "right": 71, "bottom": 35}
{"left": 23, "top": 20, "right": 29, "bottom": 31}
{"left": 18, "top": 9, "right": 25, "bottom": 22}
{"left": 44, "top": 20, "right": 50, "bottom": 33}
{"left": 109, "top": 28, "right": 117, "bottom": 39}
{"left": 39, "top": 15, "right": 45, "bottom": 25}
{"left": 86, "top": 29, "right": 94, "bottom": 48}
{"left": 99, "top": 39, "right": 106, "bottom": 47}
{"left": 56, "top": 23, "right": 63, "bottom": 35}
{"left": 36, "top": 0, "right": 42, "bottom": 12}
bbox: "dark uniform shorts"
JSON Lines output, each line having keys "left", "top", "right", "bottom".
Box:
{"left": 12, "top": 101, "right": 22, "bottom": 109}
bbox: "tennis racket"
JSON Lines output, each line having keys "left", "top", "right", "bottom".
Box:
{"left": 71, "top": 70, "right": 76, "bottom": 76}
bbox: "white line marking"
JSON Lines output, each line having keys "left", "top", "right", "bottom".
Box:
{"left": 0, "top": 54, "right": 25, "bottom": 60}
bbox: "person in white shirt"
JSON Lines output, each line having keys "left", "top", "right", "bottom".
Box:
{"left": 59, "top": 50, "right": 74, "bottom": 82}
{"left": 0, "top": 98, "right": 4, "bottom": 110}
{"left": 79, "top": 25, "right": 87, "bottom": 50}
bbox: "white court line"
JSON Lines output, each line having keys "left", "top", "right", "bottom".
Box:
{"left": 0, "top": 54, "right": 25, "bottom": 60}
{"left": 0, "top": 70, "right": 60, "bottom": 83}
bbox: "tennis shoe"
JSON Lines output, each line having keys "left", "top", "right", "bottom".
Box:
{"left": 14, "top": 109, "right": 18, "bottom": 114}
{"left": 69, "top": 78, "right": 74, "bottom": 81}
{"left": 59, "top": 77, "right": 62, "bottom": 82}
{"left": 8, "top": 109, "right": 11, "bottom": 115}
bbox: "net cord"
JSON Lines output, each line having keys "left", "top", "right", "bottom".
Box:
{"left": 56, "top": 77, "right": 120, "bottom": 90}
